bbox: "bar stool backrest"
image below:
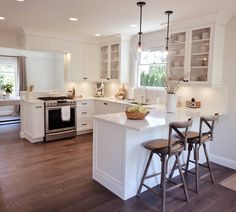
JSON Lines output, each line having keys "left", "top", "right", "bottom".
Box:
{"left": 168, "top": 118, "right": 193, "bottom": 154}
{"left": 199, "top": 113, "right": 219, "bottom": 142}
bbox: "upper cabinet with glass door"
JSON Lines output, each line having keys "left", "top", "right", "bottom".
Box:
{"left": 169, "top": 32, "right": 187, "bottom": 80}
{"left": 168, "top": 23, "right": 225, "bottom": 86}
{"left": 99, "top": 38, "right": 130, "bottom": 83}
{"left": 190, "top": 28, "right": 210, "bottom": 82}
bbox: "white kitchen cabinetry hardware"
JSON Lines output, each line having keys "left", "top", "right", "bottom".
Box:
{"left": 169, "top": 24, "right": 225, "bottom": 85}
{"left": 76, "top": 100, "right": 94, "bottom": 134}
{"left": 100, "top": 41, "right": 130, "bottom": 83}
{"left": 94, "top": 100, "right": 127, "bottom": 115}
{"left": 20, "top": 101, "right": 44, "bottom": 143}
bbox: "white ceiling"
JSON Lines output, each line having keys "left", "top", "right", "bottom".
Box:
{"left": 0, "top": 0, "right": 236, "bottom": 39}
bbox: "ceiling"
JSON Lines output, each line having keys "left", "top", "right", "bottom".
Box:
{"left": 0, "top": 0, "right": 236, "bottom": 40}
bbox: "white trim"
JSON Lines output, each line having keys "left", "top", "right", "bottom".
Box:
{"left": 210, "top": 153, "right": 236, "bottom": 170}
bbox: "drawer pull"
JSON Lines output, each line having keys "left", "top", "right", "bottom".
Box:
{"left": 104, "top": 102, "right": 108, "bottom": 105}
{"left": 81, "top": 102, "right": 87, "bottom": 105}
{"left": 35, "top": 106, "right": 42, "bottom": 109}
{"left": 82, "top": 112, "right": 87, "bottom": 114}
{"left": 82, "top": 123, "right": 87, "bottom": 126}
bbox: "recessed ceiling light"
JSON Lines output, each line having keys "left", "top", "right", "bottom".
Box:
{"left": 94, "top": 33, "right": 101, "bottom": 37}
{"left": 16, "top": 0, "right": 25, "bottom": 2}
{"left": 129, "top": 24, "right": 137, "bottom": 28}
{"left": 69, "top": 17, "right": 78, "bottom": 21}
{"left": 0, "top": 17, "right": 5, "bottom": 20}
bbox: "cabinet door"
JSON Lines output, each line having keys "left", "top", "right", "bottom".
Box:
{"left": 169, "top": 31, "right": 187, "bottom": 80}
{"left": 110, "top": 43, "right": 120, "bottom": 80}
{"left": 100, "top": 45, "right": 109, "bottom": 80}
{"left": 189, "top": 27, "right": 210, "bottom": 83}
{"left": 33, "top": 104, "right": 44, "bottom": 137}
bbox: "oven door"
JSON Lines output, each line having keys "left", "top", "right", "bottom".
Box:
{"left": 45, "top": 105, "right": 76, "bottom": 134}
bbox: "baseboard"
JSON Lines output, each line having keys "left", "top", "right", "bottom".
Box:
{"left": 210, "top": 153, "right": 236, "bottom": 170}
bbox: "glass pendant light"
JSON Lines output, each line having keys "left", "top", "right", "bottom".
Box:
{"left": 137, "top": 2, "right": 146, "bottom": 52}
{"left": 164, "top": 10, "right": 173, "bottom": 56}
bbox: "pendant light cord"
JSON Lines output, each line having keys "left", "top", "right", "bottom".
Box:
{"left": 165, "top": 11, "right": 173, "bottom": 51}
{"left": 137, "top": 2, "right": 146, "bottom": 48}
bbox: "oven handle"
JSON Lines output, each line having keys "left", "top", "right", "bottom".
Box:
{"left": 46, "top": 105, "right": 76, "bottom": 110}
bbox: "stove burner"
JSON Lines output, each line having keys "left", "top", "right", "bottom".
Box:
{"left": 38, "top": 96, "right": 72, "bottom": 101}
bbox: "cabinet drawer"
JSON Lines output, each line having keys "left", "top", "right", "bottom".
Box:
{"left": 77, "top": 108, "right": 93, "bottom": 118}
{"left": 77, "top": 119, "right": 93, "bottom": 131}
{"left": 77, "top": 100, "right": 93, "bottom": 107}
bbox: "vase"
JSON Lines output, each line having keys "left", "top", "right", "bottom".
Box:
{"left": 166, "top": 94, "right": 177, "bottom": 113}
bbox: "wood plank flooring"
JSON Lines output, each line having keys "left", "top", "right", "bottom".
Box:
{"left": 0, "top": 123, "right": 236, "bottom": 212}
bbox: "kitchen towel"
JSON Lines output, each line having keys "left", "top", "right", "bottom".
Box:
{"left": 61, "top": 106, "right": 71, "bottom": 121}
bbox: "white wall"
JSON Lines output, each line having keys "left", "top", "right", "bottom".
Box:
{"left": 210, "top": 16, "right": 236, "bottom": 169}
{"left": 0, "top": 47, "right": 64, "bottom": 115}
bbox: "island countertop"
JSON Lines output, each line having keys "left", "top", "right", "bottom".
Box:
{"left": 93, "top": 106, "right": 211, "bottom": 131}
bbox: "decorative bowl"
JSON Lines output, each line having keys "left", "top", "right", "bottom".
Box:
{"left": 125, "top": 111, "right": 150, "bottom": 120}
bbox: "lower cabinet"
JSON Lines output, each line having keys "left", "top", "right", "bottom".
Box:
{"left": 21, "top": 100, "right": 44, "bottom": 143}
{"left": 94, "top": 100, "right": 127, "bottom": 115}
{"left": 76, "top": 99, "right": 94, "bottom": 134}
{"left": 76, "top": 99, "right": 127, "bottom": 134}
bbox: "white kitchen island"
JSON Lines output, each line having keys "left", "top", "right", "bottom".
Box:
{"left": 93, "top": 106, "right": 207, "bottom": 200}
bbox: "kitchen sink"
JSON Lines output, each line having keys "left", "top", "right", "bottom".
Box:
{"left": 129, "top": 101, "right": 149, "bottom": 105}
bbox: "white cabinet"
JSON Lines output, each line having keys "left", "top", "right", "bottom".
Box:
{"left": 21, "top": 100, "right": 44, "bottom": 143}
{"left": 100, "top": 41, "right": 130, "bottom": 83}
{"left": 94, "top": 100, "right": 127, "bottom": 115}
{"left": 169, "top": 24, "right": 225, "bottom": 85}
{"left": 76, "top": 100, "right": 94, "bottom": 134}
{"left": 66, "top": 43, "right": 100, "bottom": 82}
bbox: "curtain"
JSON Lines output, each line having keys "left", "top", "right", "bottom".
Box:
{"left": 17, "top": 56, "right": 27, "bottom": 93}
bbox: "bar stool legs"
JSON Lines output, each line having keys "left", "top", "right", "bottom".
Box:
{"left": 137, "top": 152, "right": 154, "bottom": 196}
{"left": 203, "top": 143, "right": 214, "bottom": 183}
{"left": 137, "top": 152, "right": 189, "bottom": 212}
{"left": 160, "top": 155, "right": 167, "bottom": 212}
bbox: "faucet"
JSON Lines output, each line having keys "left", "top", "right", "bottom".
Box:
{"left": 141, "top": 87, "right": 150, "bottom": 103}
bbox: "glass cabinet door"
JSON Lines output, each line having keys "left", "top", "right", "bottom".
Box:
{"left": 169, "top": 32, "right": 186, "bottom": 80}
{"left": 110, "top": 44, "right": 120, "bottom": 80}
{"left": 190, "top": 27, "right": 210, "bottom": 82}
{"left": 100, "top": 45, "right": 108, "bottom": 79}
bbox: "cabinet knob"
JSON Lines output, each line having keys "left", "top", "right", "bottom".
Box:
{"left": 104, "top": 102, "right": 108, "bottom": 105}
{"left": 106, "top": 77, "right": 110, "bottom": 80}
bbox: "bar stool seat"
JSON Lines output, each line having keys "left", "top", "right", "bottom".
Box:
{"left": 144, "top": 139, "right": 184, "bottom": 154}
{"left": 137, "top": 119, "right": 192, "bottom": 212}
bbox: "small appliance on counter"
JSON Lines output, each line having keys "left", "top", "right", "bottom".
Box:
{"left": 186, "top": 97, "right": 201, "bottom": 108}
{"left": 94, "top": 82, "right": 105, "bottom": 97}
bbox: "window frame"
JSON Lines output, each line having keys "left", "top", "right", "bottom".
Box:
{"left": 0, "top": 56, "right": 18, "bottom": 96}
{"left": 136, "top": 47, "right": 167, "bottom": 88}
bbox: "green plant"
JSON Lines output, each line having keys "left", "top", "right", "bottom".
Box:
{"left": 140, "top": 65, "right": 166, "bottom": 87}
{"left": 2, "top": 82, "right": 14, "bottom": 94}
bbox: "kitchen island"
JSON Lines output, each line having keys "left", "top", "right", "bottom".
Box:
{"left": 93, "top": 106, "right": 209, "bottom": 200}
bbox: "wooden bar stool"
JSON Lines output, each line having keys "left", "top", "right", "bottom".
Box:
{"left": 169, "top": 113, "right": 219, "bottom": 194}
{"left": 137, "top": 119, "right": 192, "bottom": 212}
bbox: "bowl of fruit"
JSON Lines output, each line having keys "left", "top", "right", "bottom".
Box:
{"left": 125, "top": 104, "right": 150, "bottom": 120}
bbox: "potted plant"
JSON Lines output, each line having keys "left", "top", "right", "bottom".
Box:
{"left": 1, "top": 82, "right": 14, "bottom": 98}
{"left": 165, "top": 75, "right": 187, "bottom": 113}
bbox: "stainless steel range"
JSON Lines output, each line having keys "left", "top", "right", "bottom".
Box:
{"left": 38, "top": 96, "right": 77, "bottom": 141}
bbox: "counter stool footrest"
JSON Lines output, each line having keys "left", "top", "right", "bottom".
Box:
{"left": 144, "top": 172, "right": 161, "bottom": 180}
{"left": 166, "top": 183, "right": 184, "bottom": 192}
{"left": 198, "top": 163, "right": 209, "bottom": 169}
{"left": 200, "top": 172, "right": 211, "bottom": 180}
{"left": 186, "top": 170, "right": 196, "bottom": 175}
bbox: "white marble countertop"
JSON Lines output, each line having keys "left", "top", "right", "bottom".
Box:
{"left": 93, "top": 106, "right": 208, "bottom": 131}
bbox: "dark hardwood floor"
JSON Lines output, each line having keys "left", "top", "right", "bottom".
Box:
{"left": 0, "top": 123, "right": 236, "bottom": 212}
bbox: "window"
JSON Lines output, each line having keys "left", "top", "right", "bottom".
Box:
{"left": 138, "top": 48, "right": 167, "bottom": 87}
{"left": 0, "top": 57, "right": 18, "bottom": 96}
